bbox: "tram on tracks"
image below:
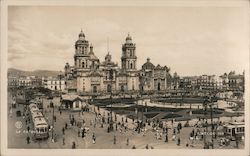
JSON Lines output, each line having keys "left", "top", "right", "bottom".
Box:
{"left": 223, "top": 122, "right": 244, "bottom": 141}
{"left": 28, "top": 103, "right": 49, "bottom": 140}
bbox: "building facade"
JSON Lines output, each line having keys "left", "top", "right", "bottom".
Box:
{"left": 43, "top": 76, "right": 66, "bottom": 91}
{"left": 227, "top": 71, "right": 244, "bottom": 91}
{"left": 64, "top": 30, "right": 140, "bottom": 94}
{"left": 139, "top": 58, "right": 172, "bottom": 91}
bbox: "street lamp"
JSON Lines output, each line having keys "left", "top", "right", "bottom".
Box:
{"left": 203, "top": 97, "right": 209, "bottom": 149}
{"left": 109, "top": 68, "right": 114, "bottom": 131}
{"left": 209, "top": 104, "right": 214, "bottom": 149}
{"left": 136, "top": 95, "right": 139, "bottom": 121}
{"left": 209, "top": 95, "right": 216, "bottom": 149}
{"left": 50, "top": 101, "right": 55, "bottom": 142}
{"left": 59, "top": 70, "right": 63, "bottom": 94}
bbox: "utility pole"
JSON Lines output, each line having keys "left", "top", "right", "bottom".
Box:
{"left": 210, "top": 104, "right": 214, "bottom": 149}
{"left": 109, "top": 68, "right": 113, "bottom": 131}
{"left": 51, "top": 101, "right": 55, "bottom": 142}
{"left": 203, "top": 98, "right": 208, "bottom": 149}
{"left": 210, "top": 95, "right": 215, "bottom": 149}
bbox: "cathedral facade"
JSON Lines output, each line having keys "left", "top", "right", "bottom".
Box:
{"left": 64, "top": 30, "right": 139, "bottom": 94}
{"left": 139, "top": 58, "right": 172, "bottom": 91}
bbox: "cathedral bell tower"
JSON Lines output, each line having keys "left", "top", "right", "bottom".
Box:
{"left": 121, "top": 33, "right": 137, "bottom": 71}
{"left": 74, "top": 29, "right": 90, "bottom": 69}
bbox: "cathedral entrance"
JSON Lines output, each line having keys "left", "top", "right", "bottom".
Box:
{"left": 141, "top": 85, "right": 144, "bottom": 91}
{"left": 121, "top": 85, "right": 124, "bottom": 92}
{"left": 157, "top": 83, "right": 161, "bottom": 91}
{"left": 93, "top": 86, "right": 97, "bottom": 93}
{"left": 107, "top": 84, "right": 112, "bottom": 92}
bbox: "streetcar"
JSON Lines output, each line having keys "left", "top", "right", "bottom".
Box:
{"left": 33, "top": 117, "right": 49, "bottom": 139}
{"left": 28, "top": 102, "right": 49, "bottom": 140}
{"left": 223, "top": 122, "right": 244, "bottom": 141}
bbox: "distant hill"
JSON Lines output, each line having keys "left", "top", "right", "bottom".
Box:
{"left": 8, "top": 68, "right": 61, "bottom": 78}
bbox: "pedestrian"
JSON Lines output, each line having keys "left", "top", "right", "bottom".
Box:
{"left": 54, "top": 116, "right": 57, "bottom": 122}
{"left": 27, "top": 126, "right": 30, "bottom": 132}
{"left": 62, "top": 127, "right": 65, "bottom": 135}
{"left": 65, "top": 123, "right": 68, "bottom": 129}
{"left": 113, "top": 135, "right": 116, "bottom": 144}
{"left": 25, "top": 119, "right": 27, "bottom": 125}
{"left": 236, "top": 139, "right": 239, "bottom": 148}
{"left": 78, "top": 129, "right": 80, "bottom": 137}
{"left": 54, "top": 133, "right": 57, "bottom": 142}
{"left": 126, "top": 138, "right": 129, "bottom": 146}
{"left": 26, "top": 136, "right": 30, "bottom": 144}
{"left": 72, "top": 141, "right": 76, "bottom": 149}
{"left": 92, "top": 133, "right": 96, "bottom": 144}
{"left": 172, "top": 134, "right": 176, "bottom": 141}
{"left": 132, "top": 145, "right": 136, "bottom": 149}
{"left": 62, "top": 136, "right": 65, "bottom": 145}
{"left": 60, "top": 110, "right": 62, "bottom": 115}
{"left": 82, "top": 129, "right": 85, "bottom": 138}
{"left": 165, "top": 134, "right": 168, "bottom": 143}
{"left": 177, "top": 137, "right": 181, "bottom": 146}
{"left": 146, "top": 144, "right": 149, "bottom": 149}
{"left": 173, "top": 128, "right": 176, "bottom": 135}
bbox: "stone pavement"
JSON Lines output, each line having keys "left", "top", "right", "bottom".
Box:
{"left": 7, "top": 92, "right": 244, "bottom": 149}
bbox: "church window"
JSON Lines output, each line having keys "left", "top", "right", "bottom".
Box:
{"left": 79, "top": 47, "right": 82, "bottom": 54}
{"left": 107, "top": 84, "right": 112, "bottom": 92}
{"left": 82, "top": 62, "right": 85, "bottom": 68}
{"left": 130, "top": 63, "right": 133, "bottom": 69}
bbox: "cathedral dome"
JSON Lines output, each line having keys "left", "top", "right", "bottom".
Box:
{"left": 142, "top": 58, "right": 155, "bottom": 70}
{"left": 126, "top": 33, "right": 132, "bottom": 41}
{"left": 105, "top": 53, "right": 112, "bottom": 62}
{"left": 78, "top": 29, "right": 85, "bottom": 38}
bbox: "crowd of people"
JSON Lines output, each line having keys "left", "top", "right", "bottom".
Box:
{"left": 8, "top": 90, "right": 244, "bottom": 149}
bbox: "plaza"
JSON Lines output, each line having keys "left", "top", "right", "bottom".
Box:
{"left": 7, "top": 87, "right": 244, "bottom": 149}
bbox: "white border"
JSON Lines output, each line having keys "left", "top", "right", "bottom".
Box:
{"left": 1, "top": 0, "right": 249, "bottom": 156}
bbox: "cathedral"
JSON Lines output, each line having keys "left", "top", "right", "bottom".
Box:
{"left": 64, "top": 30, "right": 139, "bottom": 94}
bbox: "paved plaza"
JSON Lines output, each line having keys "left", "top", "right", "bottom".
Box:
{"left": 8, "top": 91, "right": 244, "bottom": 149}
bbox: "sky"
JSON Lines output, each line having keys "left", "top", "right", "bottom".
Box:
{"left": 8, "top": 5, "right": 249, "bottom": 76}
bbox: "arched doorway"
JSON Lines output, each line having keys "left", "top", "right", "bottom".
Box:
{"left": 107, "top": 84, "right": 112, "bottom": 92}
{"left": 93, "top": 86, "right": 97, "bottom": 93}
{"left": 141, "top": 85, "right": 144, "bottom": 91}
{"left": 157, "top": 82, "right": 161, "bottom": 91}
{"left": 121, "top": 85, "right": 124, "bottom": 92}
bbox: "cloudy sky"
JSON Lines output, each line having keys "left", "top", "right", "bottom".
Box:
{"left": 8, "top": 5, "right": 249, "bottom": 76}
